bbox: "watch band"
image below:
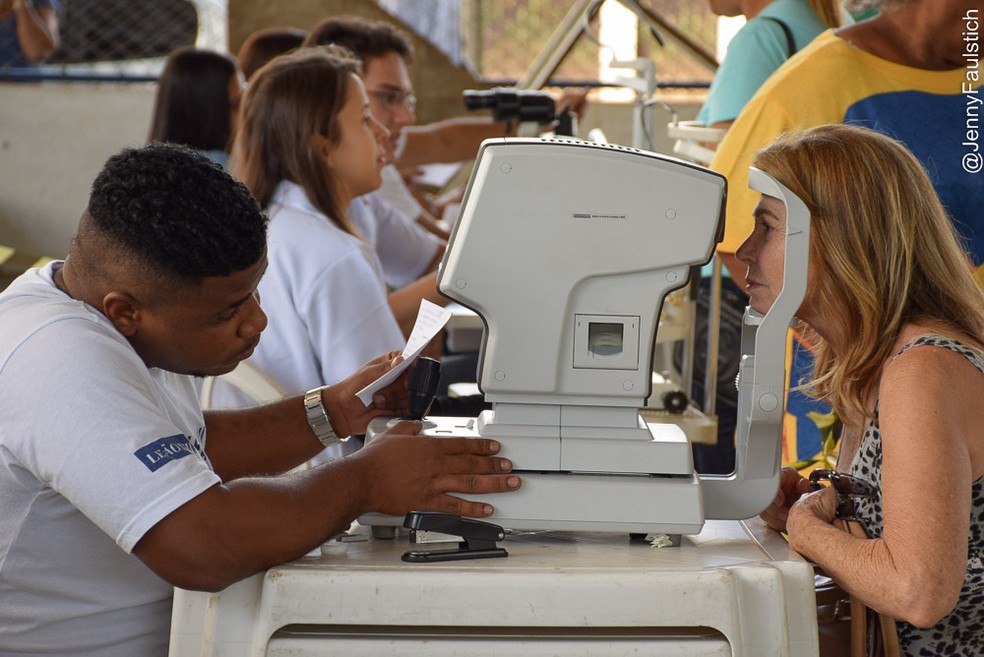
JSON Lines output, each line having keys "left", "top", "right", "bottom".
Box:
{"left": 303, "top": 386, "right": 347, "bottom": 448}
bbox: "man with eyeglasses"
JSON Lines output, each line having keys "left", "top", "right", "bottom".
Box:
{"left": 304, "top": 16, "right": 521, "bottom": 241}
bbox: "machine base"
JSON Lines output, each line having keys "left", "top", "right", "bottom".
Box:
{"left": 360, "top": 415, "right": 705, "bottom": 535}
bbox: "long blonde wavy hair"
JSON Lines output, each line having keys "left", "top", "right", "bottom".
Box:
{"left": 752, "top": 124, "right": 984, "bottom": 421}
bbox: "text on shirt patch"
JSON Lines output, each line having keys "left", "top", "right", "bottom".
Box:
{"left": 134, "top": 434, "right": 196, "bottom": 472}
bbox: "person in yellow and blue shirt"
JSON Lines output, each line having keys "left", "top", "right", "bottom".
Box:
{"left": 711, "top": 0, "right": 984, "bottom": 467}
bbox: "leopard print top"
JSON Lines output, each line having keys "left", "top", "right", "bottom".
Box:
{"left": 849, "top": 335, "right": 984, "bottom": 656}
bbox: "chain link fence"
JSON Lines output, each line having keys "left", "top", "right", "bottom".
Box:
{"left": 2, "top": 0, "right": 225, "bottom": 77}
{"left": 8, "top": 0, "right": 714, "bottom": 86}
{"left": 6, "top": 0, "right": 878, "bottom": 83}
{"left": 385, "top": 0, "right": 717, "bottom": 89}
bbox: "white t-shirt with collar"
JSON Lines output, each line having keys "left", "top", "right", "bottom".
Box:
{"left": 375, "top": 163, "right": 426, "bottom": 227}
{"left": 350, "top": 189, "right": 441, "bottom": 289}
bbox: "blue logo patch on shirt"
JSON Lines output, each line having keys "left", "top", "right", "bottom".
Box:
{"left": 135, "top": 434, "right": 196, "bottom": 472}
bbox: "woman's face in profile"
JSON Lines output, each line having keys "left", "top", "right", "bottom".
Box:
{"left": 325, "top": 74, "right": 391, "bottom": 201}
{"left": 735, "top": 195, "right": 788, "bottom": 315}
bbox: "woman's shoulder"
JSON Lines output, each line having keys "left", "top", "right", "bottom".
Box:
{"left": 892, "top": 322, "right": 984, "bottom": 357}
{"left": 882, "top": 324, "right": 984, "bottom": 386}
{"left": 268, "top": 201, "right": 361, "bottom": 251}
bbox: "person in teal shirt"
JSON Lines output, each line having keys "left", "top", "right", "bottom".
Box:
{"left": 698, "top": 0, "right": 842, "bottom": 130}
{"left": 685, "top": 0, "right": 842, "bottom": 473}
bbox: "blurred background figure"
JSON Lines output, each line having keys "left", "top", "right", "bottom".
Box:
{"left": 236, "top": 25, "right": 308, "bottom": 81}
{"left": 217, "top": 46, "right": 405, "bottom": 461}
{"left": 698, "top": 0, "right": 842, "bottom": 131}
{"left": 306, "top": 16, "right": 450, "bottom": 239}
{"left": 712, "top": 0, "right": 983, "bottom": 287}
{"left": 707, "top": 0, "right": 983, "bottom": 473}
{"left": 148, "top": 47, "right": 243, "bottom": 168}
{"left": 685, "top": 0, "right": 843, "bottom": 475}
{"left": 303, "top": 15, "right": 587, "bottom": 238}
{"left": 0, "top": 0, "right": 59, "bottom": 67}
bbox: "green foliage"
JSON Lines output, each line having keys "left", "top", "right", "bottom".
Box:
{"left": 789, "top": 410, "right": 842, "bottom": 473}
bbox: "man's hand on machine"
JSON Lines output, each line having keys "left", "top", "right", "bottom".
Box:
{"left": 355, "top": 422, "right": 522, "bottom": 518}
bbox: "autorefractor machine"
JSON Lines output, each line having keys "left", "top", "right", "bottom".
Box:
{"left": 167, "top": 138, "right": 816, "bottom": 657}
{"left": 362, "top": 136, "right": 810, "bottom": 536}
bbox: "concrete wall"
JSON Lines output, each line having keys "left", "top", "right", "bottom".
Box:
{"left": 0, "top": 78, "right": 699, "bottom": 261}
{"left": 0, "top": 0, "right": 496, "bottom": 259}
{"left": 0, "top": 81, "right": 157, "bottom": 259}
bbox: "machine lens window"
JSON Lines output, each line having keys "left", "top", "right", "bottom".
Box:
{"left": 588, "top": 323, "right": 624, "bottom": 357}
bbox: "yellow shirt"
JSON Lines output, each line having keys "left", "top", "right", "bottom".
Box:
{"left": 711, "top": 30, "right": 980, "bottom": 257}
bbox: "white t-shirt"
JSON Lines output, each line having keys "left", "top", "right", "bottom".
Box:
{"left": 0, "top": 263, "right": 220, "bottom": 656}
{"left": 350, "top": 189, "right": 441, "bottom": 289}
{"left": 376, "top": 163, "right": 426, "bottom": 227}
{"left": 212, "top": 182, "right": 405, "bottom": 459}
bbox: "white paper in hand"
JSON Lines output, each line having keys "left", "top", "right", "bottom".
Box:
{"left": 356, "top": 299, "right": 453, "bottom": 405}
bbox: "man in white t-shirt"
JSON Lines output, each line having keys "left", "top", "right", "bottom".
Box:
{"left": 0, "top": 143, "right": 521, "bottom": 656}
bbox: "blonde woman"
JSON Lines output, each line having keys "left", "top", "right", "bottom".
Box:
{"left": 751, "top": 124, "right": 984, "bottom": 655}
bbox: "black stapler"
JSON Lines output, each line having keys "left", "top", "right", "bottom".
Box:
{"left": 401, "top": 511, "right": 508, "bottom": 563}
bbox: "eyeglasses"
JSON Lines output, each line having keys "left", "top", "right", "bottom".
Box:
{"left": 809, "top": 469, "right": 876, "bottom": 519}
{"left": 367, "top": 88, "right": 416, "bottom": 112}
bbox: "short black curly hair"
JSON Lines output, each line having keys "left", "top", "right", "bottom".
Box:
{"left": 85, "top": 142, "right": 267, "bottom": 282}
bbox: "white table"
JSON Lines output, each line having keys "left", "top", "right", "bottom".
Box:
{"left": 169, "top": 519, "right": 818, "bottom": 657}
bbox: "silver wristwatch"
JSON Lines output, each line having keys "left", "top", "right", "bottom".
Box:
{"left": 303, "top": 386, "right": 347, "bottom": 448}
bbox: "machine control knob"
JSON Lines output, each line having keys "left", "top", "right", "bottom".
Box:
{"left": 758, "top": 393, "right": 779, "bottom": 413}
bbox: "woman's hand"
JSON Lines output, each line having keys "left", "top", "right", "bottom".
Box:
{"left": 759, "top": 466, "right": 815, "bottom": 532}
{"left": 785, "top": 485, "right": 840, "bottom": 555}
{"left": 787, "top": 484, "right": 838, "bottom": 524}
